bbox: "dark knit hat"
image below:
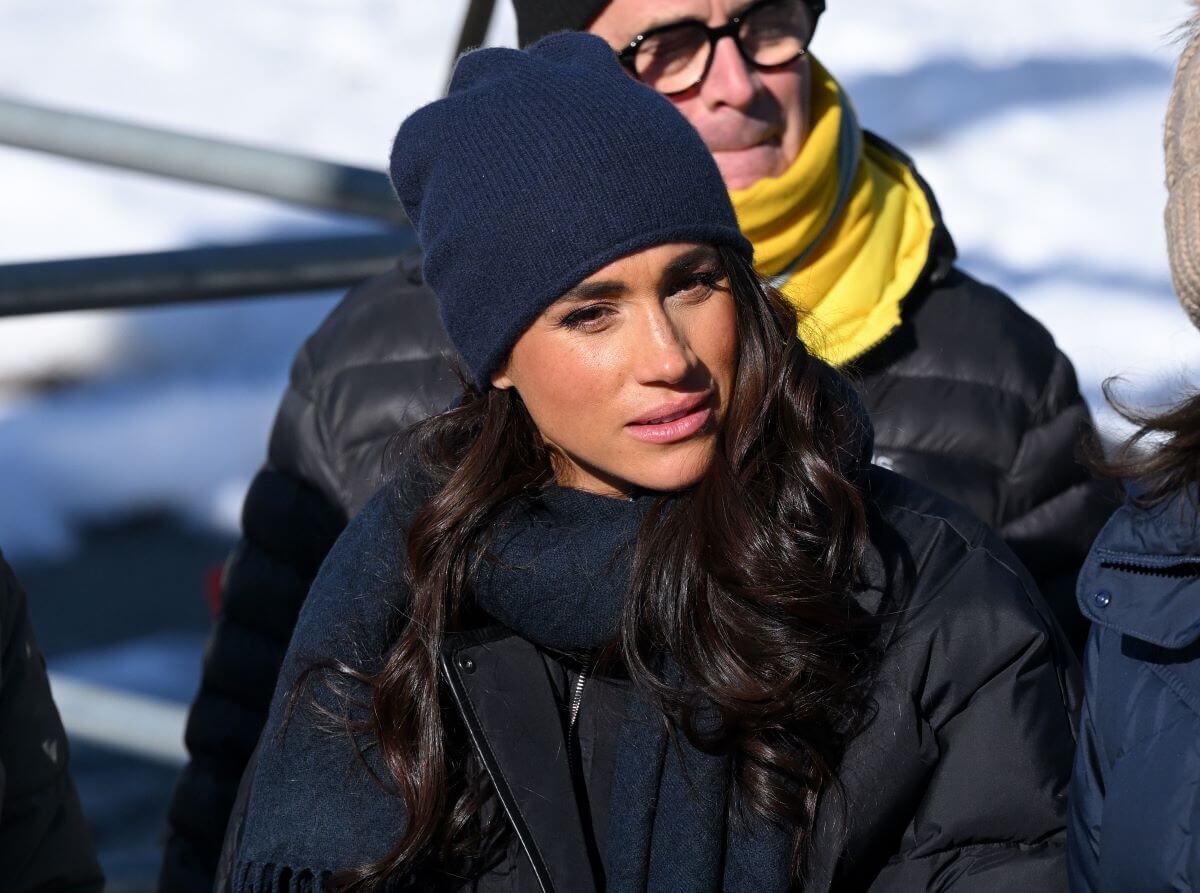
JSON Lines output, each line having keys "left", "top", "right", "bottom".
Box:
{"left": 512, "top": 0, "right": 610, "bottom": 47}
{"left": 512, "top": 0, "right": 830, "bottom": 48}
{"left": 389, "top": 32, "right": 752, "bottom": 387}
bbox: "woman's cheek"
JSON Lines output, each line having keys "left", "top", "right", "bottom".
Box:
{"left": 695, "top": 295, "right": 739, "bottom": 387}
{"left": 518, "top": 340, "right": 620, "bottom": 442}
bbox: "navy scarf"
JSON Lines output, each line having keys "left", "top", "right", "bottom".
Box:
{"left": 233, "top": 484, "right": 790, "bottom": 891}
{"left": 476, "top": 486, "right": 791, "bottom": 890}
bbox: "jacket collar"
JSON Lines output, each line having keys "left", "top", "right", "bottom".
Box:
{"left": 1077, "top": 488, "right": 1200, "bottom": 649}
{"left": 441, "top": 627, "right": 597, "bottom": 893}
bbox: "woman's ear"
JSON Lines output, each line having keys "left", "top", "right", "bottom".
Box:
{"left": 491, "top": 368, "right": 515, "bottom": 390}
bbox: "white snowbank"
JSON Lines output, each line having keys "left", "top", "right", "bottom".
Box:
{"left": 0, "top": 0, "right": 1196, "bottom": 557}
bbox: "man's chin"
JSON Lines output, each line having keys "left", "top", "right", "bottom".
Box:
{"left": 711, "top": 143, "right": 788, "bottom": 191}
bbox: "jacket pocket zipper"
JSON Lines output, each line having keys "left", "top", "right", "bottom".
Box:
{"left": 1100, "top": 558, "right": 1200, "bottom": 578}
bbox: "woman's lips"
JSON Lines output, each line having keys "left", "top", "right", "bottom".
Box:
{"left": 625, "top": 392, "right": 714, "bottom": 445}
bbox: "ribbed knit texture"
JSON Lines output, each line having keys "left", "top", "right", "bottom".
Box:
{"left": 1166, "top": 13, "right": 1200, "bottom": 329}
{"left": 389, "top": 32, "right": 752, "bottom": 387}
{"left": 512, "top": 0, "right": 611, "bottom": 47}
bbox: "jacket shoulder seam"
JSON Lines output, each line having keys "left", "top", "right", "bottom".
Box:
{"left": 885, "top": 501, "right": 1030, "bottom": 601}
{"left": 882, "top": 498, "right": 1072, "bottom": 680}
{"left": 873, "top": 441, "right": 1006, "bottom": 476}
{"left": 884, "top": 836, "right": 1063, "bottom": 866}
{"left": 883, "top": 498, "right": 1076, "bottom": 732}
{"left": 867, "top": 368, "right": 1034, "bottom": 405}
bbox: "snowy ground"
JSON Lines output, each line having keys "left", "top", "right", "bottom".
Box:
{"left": 1, "top": 0, "right": 1196, "bottom": 558}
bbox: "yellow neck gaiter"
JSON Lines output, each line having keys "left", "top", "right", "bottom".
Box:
{"left": 730, "top": 59, "right": 936, "bottom": 366}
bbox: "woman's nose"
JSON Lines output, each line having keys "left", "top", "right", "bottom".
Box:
{"left": 634, "top": 311, "right": 693, "bottom": 384}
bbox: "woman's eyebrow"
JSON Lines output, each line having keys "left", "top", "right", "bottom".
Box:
{"left": 557, "top": 279, "right": 628, "bottom": 302}
{"left": 660, "top": 247, "right": 721, "bottom": 283}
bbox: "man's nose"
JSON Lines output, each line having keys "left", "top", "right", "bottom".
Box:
{"left": 699, "top": 34, "right": 757, "bottom": 109}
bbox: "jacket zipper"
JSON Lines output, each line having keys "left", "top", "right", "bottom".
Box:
{"left": 566, "top": 663, "right": 591, "bottom": 780}
{"left": 1100, "top": 558, "right": 1200, "bottom": 579}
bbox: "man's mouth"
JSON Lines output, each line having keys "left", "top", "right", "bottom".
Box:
{"left": 705, "top": 128, "right": 782, "bottom": 154}
{"left": 710, "top": 138, "right": 779, "bottom": 153}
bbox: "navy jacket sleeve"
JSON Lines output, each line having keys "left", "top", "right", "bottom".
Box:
{"left": 0, "top": 555, "right": 104, "bottom": 892}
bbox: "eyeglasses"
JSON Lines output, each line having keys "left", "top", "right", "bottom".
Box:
{"left": 618, "top": 0, "right": 824, "bottom": 97}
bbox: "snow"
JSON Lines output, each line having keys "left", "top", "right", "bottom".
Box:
{"left": 0, "top": 0, "right": 1197, "bottom": 557}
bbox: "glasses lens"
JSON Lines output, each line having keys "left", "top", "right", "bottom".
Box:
{"left": 740, "top": 0, "right": 814, "bottom": 68}
{"left": 634, "top": 24, "right": 710, "bottom": 94}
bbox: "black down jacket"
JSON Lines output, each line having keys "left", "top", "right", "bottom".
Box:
{"left": 159, "top": 140, "right": 1111, "bottom": 891}
{"left": 219, "top": 466, "right": 1079, "bottom": 890}
{"left": 0, "top": 555, "right": 104, "bottom": 892}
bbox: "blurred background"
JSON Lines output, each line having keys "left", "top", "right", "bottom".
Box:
{"left": 0, "top": 0, "right": 1196, "bottom": 889}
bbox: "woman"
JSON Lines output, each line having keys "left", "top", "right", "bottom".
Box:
{"left": 227, "top": 33, "right": 1077, "bottom": 892}
{"left": 1067, "top": 14, "right": 1200, "bottom": 890}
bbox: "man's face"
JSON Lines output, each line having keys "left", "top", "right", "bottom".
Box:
{"left": 590, "top": 0, "right": 812, "bottom": 190}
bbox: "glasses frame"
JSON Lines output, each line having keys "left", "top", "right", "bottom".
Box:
{"left": 617, "top": 0, "right": 826, "bottom": 97}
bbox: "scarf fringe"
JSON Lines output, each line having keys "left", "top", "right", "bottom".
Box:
{"left": 231, "top": 859, "right": 335, "bottom": 893}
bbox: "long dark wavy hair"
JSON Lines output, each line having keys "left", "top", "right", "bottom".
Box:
{"left": 1097, "top": 381, "right": 1200, "bottom": 505}
{"left": 310, "top": 245, "right": 876, "bottom": 890}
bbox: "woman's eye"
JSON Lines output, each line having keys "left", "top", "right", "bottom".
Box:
{"left": 671, "top": 269, "right": 722, "bottom": 299}
{"left": 559, "top": 304, "right": 614, "bottom": 331}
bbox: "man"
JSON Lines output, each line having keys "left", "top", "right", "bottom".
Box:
{"left": 160, "top": 1, "right": 1113, "bottom": 889}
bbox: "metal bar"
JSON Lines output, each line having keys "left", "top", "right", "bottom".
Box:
{"left": 0, "top": 231, "right": 416, "bottom": 316}
{"left": 451, "top": 0, "right": 498, "bottom": 66}
{"left": 0, "top": 95, "right": 406, "bottom": 224}
{"left": 48, "top": 673, "right": 189, "bottom": 766}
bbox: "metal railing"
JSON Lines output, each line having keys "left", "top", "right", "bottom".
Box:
{"left": 0, "top": 0, "right": 502, "bottom": 318}
{"left": 0, "top": 5, "right": 506, "bottom": 772}
{"left": 0, "top": 97, "right": 406, "bottom": 224}
{"left": 0, "top": 231, "right": 415, "bottom": 315}
{"left": 0, "top": 95, "right": 419, "bottom": 316}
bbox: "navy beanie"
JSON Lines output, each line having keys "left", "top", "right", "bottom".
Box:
{"left": 389, "top": 31, "right": 752, "bottom": 388}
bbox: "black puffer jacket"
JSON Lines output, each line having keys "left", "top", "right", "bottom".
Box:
{"left": 159, "top": 141, "right": 1111, "bottom": 891}
{"left": 0, "top": 555, "right": 104, "bottom": 892}
{"left": 218, "top": 467, "right": 1079, "bottom": 890}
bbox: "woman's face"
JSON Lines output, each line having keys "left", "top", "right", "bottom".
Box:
{"left": 492, "top": 243, "right": 738, "bottom": 496}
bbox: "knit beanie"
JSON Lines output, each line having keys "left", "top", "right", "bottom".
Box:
{"left": 389, "top": 32, "right": 752, "bottom": 387}
{"left": 512, "top": 0, "right": 610, "bottom": 47}
{"left": 1166, "top": 11, "right": 1200, "bottom": 328}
